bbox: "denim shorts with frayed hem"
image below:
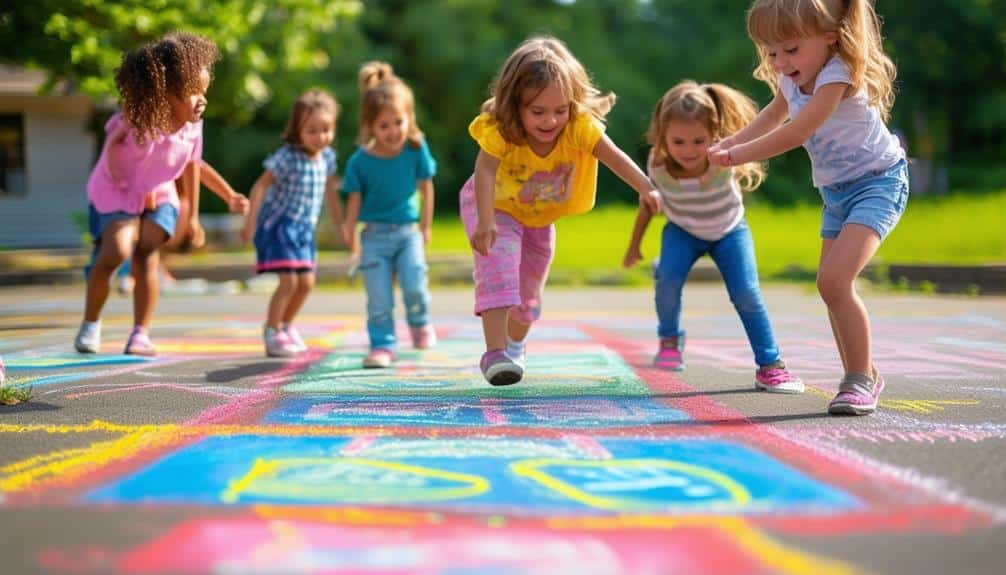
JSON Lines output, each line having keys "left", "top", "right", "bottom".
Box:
{"left": 819, "top": 158, "right": 909, "bottom": 241}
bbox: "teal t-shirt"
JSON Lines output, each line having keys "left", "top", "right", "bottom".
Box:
{"left": 341, "top": 139, "right": 437, "bottom": 223}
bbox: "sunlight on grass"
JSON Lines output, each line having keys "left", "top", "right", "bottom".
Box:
{"left": 430, "top": 190, "right": 1006, "bottom": 281}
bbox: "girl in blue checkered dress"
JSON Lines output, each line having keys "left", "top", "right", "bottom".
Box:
{"left": 241, "top": 90, "right": 343, "bottom": 357}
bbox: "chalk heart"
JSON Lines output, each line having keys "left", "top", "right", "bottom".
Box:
{"left": 510, "top": 458, "right": 752, "bottom": 511}
{"left": 222, "top": 457, "right": 489, "bottom": 504}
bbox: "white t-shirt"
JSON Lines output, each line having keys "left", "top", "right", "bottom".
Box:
{"left": 780, "top": 56, "right": 904, "bottom": 187}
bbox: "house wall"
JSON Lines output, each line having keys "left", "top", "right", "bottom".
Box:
{"left": 0, "top": 95, "right": 94, "bottom": 248}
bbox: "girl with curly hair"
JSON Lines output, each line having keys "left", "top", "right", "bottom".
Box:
{"left": 75, "top": 31, "right": 221, "bottom": 356}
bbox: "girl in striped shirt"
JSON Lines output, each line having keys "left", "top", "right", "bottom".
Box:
{"left": 623, "top": 80, "right": 802, "bottom": 393}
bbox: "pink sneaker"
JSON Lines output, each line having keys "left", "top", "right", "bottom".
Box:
{"left": 264, "top": 327, "right": 298, "bottom": 358}
{"left": 411, "top": 325, "right": 437, "bottom": 350}
{"left": 480, "top": 349, "right": 522, "bottom": 386}
{"left": 283, "top": 325, "right": 307, "bottom": 353}
{"left": 363, "top": 348, "right": 395, "bottom": 369}
{"left": 653, "top": 336, "right": 684, "bottom": 371}
{"left": 124, "top": 327, "right": 156, "bottom": 356}
{"left": 829, "top": 372, "right": 885, "bottom": 415}
{"left": 755, "top": 361, "right": 804, "bottom": 393}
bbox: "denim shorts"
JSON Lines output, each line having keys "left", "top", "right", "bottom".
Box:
{"left": 88, "top": 203, "right": 178, "bottom": 244}
{"left": 819, "top": 158, "right": 909, "bottom": 241}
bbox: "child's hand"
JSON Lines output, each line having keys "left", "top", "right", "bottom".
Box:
{"left": 470, "top": 219, "right": 497, "bottom": 257}
{"left": 340, "top": 223, "right": 354, "bottom": 247}
{"left": 623, "top": 247, "right": 643, "bottom": 269}
{"left": 420, "top": 225, "right": 432, "bottom": 247}
{"left": 708, "top": 146, "right": 731, "bottom": 167}
{"left": 144, "top": 192, "right": 157, "bottom": 212}
{"left": 228, "top": 194, "right": 250, "bottom": 215}
{"left": 642, "top": 190, "right": 662, "bottom": 214}
{"left": 189, "top": 219, "right": 206, "bottom": 248}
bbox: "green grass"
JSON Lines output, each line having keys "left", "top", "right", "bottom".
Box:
{"left": 429, "top": 189, "right": 1006, "bottom": 282}
{"left": 0, "top": 385, "right": 31, "bottom": 406}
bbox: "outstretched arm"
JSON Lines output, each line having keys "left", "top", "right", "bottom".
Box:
{"left": 592, "top": 134, "right": 661, "bottom": 213}
{"left": 240, "top": 170, "right": 273, "bottom": 244}
{"left": 710, "top": 84, "right": 845, "bottom": 166}
{"left": 199, "top": 160, "right": 249, "bottom": 214}
{"left": 716, "top": 92, "right": 789, "bottom": 150}
{"left": 175, "top": 160, "right": 204, "bottom": 248}
{"left": 418, "top": 178, "right": 434, "bottom": 247}
{"left": 623, "top": 200, "right": 654, "bottom": 268}
{"left": 469, "top": 150, "right": 501, "bottom": 256}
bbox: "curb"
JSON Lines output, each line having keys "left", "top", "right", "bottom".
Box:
{"left": 0, "top": 249, "right": 1003, "bottom": 295}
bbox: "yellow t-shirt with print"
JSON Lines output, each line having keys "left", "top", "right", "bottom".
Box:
{"left": 469, "top": 112, "right": 604, "bottom": 227}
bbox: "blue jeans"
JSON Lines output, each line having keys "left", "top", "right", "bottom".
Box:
{"left": 655, "top": 219, "right": 780, "bottom": 367}
{"left": 360, "top": 223, "right": 431, "bottom": 351}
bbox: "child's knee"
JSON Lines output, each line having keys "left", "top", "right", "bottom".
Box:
{"left": 816, "top": 270, "right": 853, "bottom": 305}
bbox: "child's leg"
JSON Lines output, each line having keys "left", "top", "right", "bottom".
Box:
{"left": 816, "top": 224, "right": 882, "bottom": 377}
{"left": 281, "top": 271, "right": 315, "bottom": 327}
{"left": 507, "top": 223, "right": 555, "bottom": 342}
{"left": 820, "top": 240, "right": 849, "bottom": 374}
{"left": 267, "top": 272, "right": 298, "bottom": 330}
{"left": 361, "top": 234, "right": 397, "bottom": 352}
{"left": 84, "top": 219, "right": 138, "bottom": 322}
{"left": 396, "top": 228, "right": 431, "bottom": 330}
{"left": 654, "top": 221, "right": 703, "bottom": 340}
{"left": 131, "top": 217, "right": 171, "bottom": 330}
{"left": 709, "top": 221, "right": 778, "bottom": 366}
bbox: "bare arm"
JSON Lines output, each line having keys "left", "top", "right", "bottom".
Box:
{"left": 324, "top": 175, "right": 345, "bottom": 244}
{"left": 240, "top": 170, "right": 273, "bottom": 244}
{"left": 176, "top": 160, "right": 204, "bottom": 248}
{"left": 469, "top": 150, "right": 501, "bottom": 256}
{"left": 418, "top": 178, "right": 434, "bottom": 247}
{"left": 711, "top": 83, "right": 846, "bottom": 166}
{"left": 720, "top": 92, "right": 789, "bottom": 148}
{"left": 592, "top": 134, "right": 661, "bottom": 213}
{"left": 198, "top": 159, "right": 249, "bottom": 214}
{"left": 343, "top": 193, "right": 362, "bottom": 255}
{"left": 623, "top": 201, "right": 654, "bottom": 268}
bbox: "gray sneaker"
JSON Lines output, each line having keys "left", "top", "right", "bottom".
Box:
{"left": 74, "top": 320, "right": 101, "bottom": 354}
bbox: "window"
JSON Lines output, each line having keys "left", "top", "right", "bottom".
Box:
{"left": 0, "top": 114, "right": 26, "bottom": 196}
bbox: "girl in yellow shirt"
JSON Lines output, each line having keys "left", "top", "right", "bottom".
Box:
{"left": 461, "top": 35, "right": 661, "bottom": 386}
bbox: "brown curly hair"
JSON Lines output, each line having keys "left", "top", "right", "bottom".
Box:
{"left": 115, "top": 32, "right": 219, "bottom": 145}
{"left": 356, "top": 61, "right": 424, "bottom": 148}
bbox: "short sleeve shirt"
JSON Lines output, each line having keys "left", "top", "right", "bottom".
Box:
{"left": 780, "top": 56, "right": 904, "bottom": 187}
{"left": 341, "top": 139, "right": 437, "bottom": 224}
{"left": 87, "top": 113, "right": 203, "bottom": 214}
{"left": 257, "top": 145, "right": 337, "bottom": 230}
{"left": 469, "top": 111, "right": 604, "bottom": 227}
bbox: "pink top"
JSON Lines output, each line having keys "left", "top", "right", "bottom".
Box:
{"left": 86, "top": 112, "right": 203, "bottom": 214}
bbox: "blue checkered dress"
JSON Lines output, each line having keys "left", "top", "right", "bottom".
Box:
{"left": 254, "top": 145, "right": 337, "bottom": 272}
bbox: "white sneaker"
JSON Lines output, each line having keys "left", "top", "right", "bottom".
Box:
{"left": 283, "top": 325, "right": 308, "bottom": 353}
{"left": 264, "top": 327, "right": 298, "bottom": 358}
{"left": 506, "top": 336, "right": 526, "bottom": 368}
{"left": 74, "top": 320, "right": 102, "bottom": 354}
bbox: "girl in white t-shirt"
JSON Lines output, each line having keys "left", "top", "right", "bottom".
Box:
{"left": 709, "top": 0, "right": 908, "bottom": 415}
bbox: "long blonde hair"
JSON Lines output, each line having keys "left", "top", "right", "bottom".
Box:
{"left": 747, "top": 0, "right": 896, "bottom": 119}
{"left": 647, "top": 81, "right": 766, "bottom": 191}
{"left": 482, "top": 35, "right": 615, "bottom": 145}
{"left": 357, "top": 61, "right": 424, "bottom": 148}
